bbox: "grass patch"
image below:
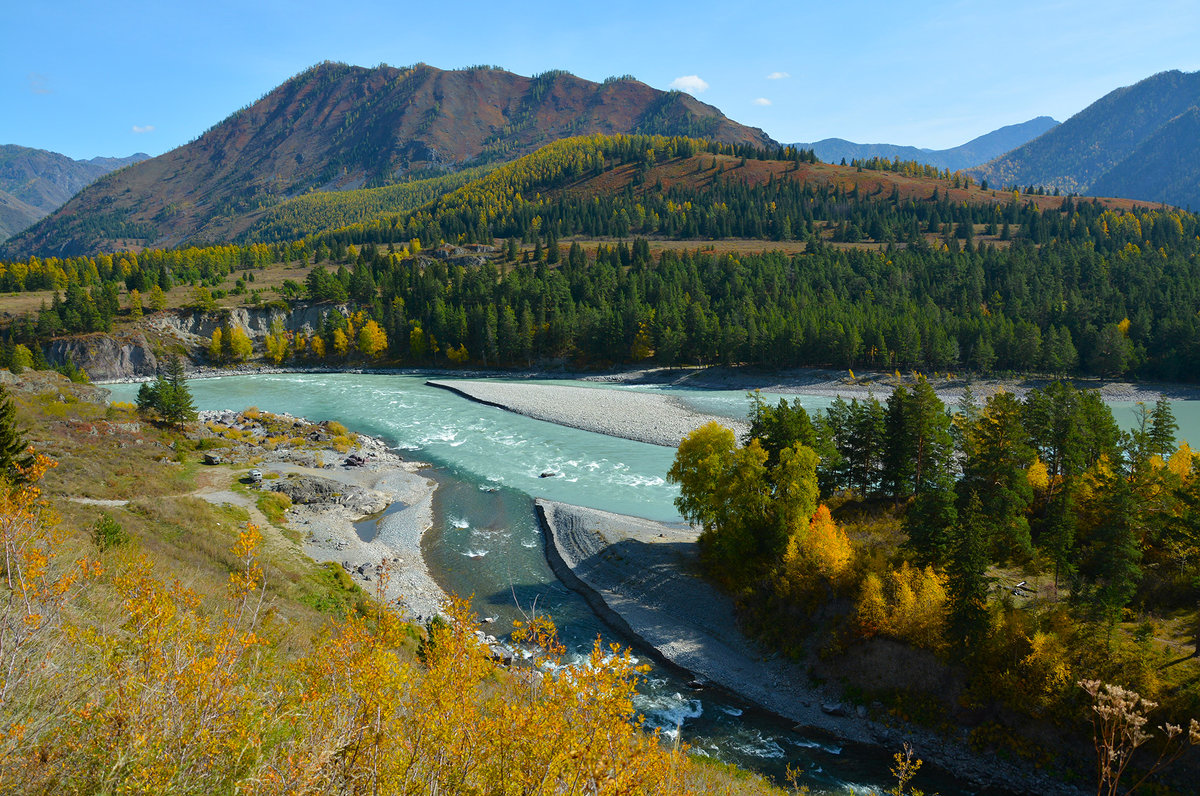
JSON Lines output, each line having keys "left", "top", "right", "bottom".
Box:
{"left": 257, "top": 490, "right": 292, "bottom": 527}
{"left": 297, "top": 561, "right": 375, "bottom": 618}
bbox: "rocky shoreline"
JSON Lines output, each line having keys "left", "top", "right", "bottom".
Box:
{"left": 191, "top": 408, "right": 447, "bottom": 623}
{"left": 536, "top": 498, "right": 1085, "bottom": 796}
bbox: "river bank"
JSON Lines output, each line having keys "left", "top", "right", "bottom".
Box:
{"left": 188, "top": 407, "right": 448, "bottom": 622}
{"left": 536, "top": 498, "right": 1084, "bottom": 796}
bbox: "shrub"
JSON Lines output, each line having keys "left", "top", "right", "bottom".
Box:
{"left": 91, "top": 512, "right": 129, "bottom": 551}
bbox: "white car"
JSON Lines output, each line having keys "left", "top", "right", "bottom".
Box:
{"left": 248, "top": 469, "right": 263, "bottom": 483}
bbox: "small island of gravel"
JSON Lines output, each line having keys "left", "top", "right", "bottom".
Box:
{"left": 427, "top": 378, "right": 749, "bottom": 447}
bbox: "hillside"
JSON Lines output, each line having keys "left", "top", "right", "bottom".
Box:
{"left": 0, "top": 145, "right": 148, "bottom": 241}
{"left": 2, "top": 62, "right": 774, "bottom": 258}
{"left": 972, "top": 69, "right": 1200, "bottom": 202}
{"left": 1089, "top": 106, "right": 1200, "bottom": 209}
{"left": 795, "top": 116, "right": 1058, "bottom": 172}
{"left": 316, "top": 133, "right": 1148, "bottom": 251}
{"left": 0, "top": 371, "right": 779, "bottom": 794}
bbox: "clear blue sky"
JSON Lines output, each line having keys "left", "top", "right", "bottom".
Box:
{"left": 5, "top": 0, "right": 1200, "bottom": 160}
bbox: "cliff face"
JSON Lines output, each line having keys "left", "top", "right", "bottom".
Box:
{"left": 42, "top": 303, "right": 351, "bottom": 381}
{"left": 44, "top": 332, "right": 159, "bottom": 382}
{"left": 147, "top": 303, "right": 346, "bottom": 346}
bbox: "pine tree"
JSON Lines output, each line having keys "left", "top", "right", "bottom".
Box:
{"left": 947, "top": 493, "right": 990, "bottom": 652}
{"left": 0, "top": 386, "right": 31, "bottom": 482}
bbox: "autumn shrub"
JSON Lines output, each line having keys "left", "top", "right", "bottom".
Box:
{"left": 3, "top": 452, "right": 722, "bottom": 796}
{"left": 854, "top": 562, "right": 948, "bottom": 651}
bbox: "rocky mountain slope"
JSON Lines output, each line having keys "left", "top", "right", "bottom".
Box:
{"left": 971, "top": 69, "right": 1200, "bottom": 205}
{"left": 2, "top": 62, "right": 774, "bottom": 258}
{"left": 794, "top": 116, "right": 1058, "bottom": 172}
{"left": 0, "top": 145, "right": 148, "bottom": 241}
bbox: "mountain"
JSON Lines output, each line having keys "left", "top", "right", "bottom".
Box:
{"left": 972, "top": 70, "right": 1200, "bottom": 203}
{"left": 2, "top": 62, "right": 775, "bottom": 258}
{"left": 795, "top": 116, "right": 1058, "bottom": 172}
{"left": 1086, "top": 107, "right": 1200, "bottom": 209}
{"left": 0, "top": 145, "right": 148, "bottom": 241}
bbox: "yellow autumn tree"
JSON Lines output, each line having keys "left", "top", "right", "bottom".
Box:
{"left": 128, "top": 288, "right": 142, "bottom": 318}
{"left": 264, "top": 318, "right": 290, "bottom": 365}
{"left": 332, "top": 328, "right": 350, "bottom": 358}
{"left": 783, "top": 505, "right": 853, "bottom": 587}
{"left": 229, "top": 327, "right": 254, "bottom": 362}
{"left": 357, "top": 319, "right": 388, "bottom": 360}
{"left": 630, "top": 321, "right": 655, "bottom": 361}
{"left": 1027, "top": 458, "right": 1050, "bottom": 493}
{"left": 310, "top": 334, "right": 326, "bottom": 360}
{"left": 149, "top": 284, "right": 168, "bottom": 312}
{"left": 208, "top": 327, "right": 224, "bottom": 362}
{"left": 854, "top": 562, "right": 947, "bottom": 651}
{"left": 1168, "top": 442, "right": 1195, "bottom": 481}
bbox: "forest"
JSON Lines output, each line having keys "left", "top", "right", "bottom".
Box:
{"left": 668, "top": 382, "right": 1200, "bottom": 783}
{"left": 0, "top": 133, "right": 1199, "bottom": 383}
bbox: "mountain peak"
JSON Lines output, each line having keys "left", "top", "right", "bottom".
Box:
{"left": 3, "top": 62, "right": 774, "bottom": 257}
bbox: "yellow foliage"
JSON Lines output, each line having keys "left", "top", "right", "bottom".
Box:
{"left": 1017, "top": 631, "right": 1073, "bottom": 712}
{"left": 357, "top": 319, "right": 388, "bottom": 360}
{"left": 1027, "top": 458, "right": 1050, "bottom": 493}
{"left": 309, "top": 335, "right": 326, "bottom": 360}
{"left": 2, "top": 475, "right": 703, "bottom": 796}
{"left": 332, "top": 328, "right": 349, "bottom": 357}
{"left": 1117, "top": 317, "right": 1131, "bottom": 337}
{"left": 784, "top": 505, "right": 853, "bottom": 583}
{"left": 1168, "top": 442, "right": 1195, "bottom": 480}
{"left": 854, "top": 563, "right": 948, "bottom": 651}
{"left": 630, "top": 321, "right": 655, "bottom": 361}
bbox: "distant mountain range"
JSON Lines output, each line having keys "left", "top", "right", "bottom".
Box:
{"left": 2, "top": 62, "right": 774, "bottom": 258}
{"left": 972, "top": 70, "right": 1200, "bottom": 208}
{"left": 0, "top": 146, "right": 148, "bottom": 241}
{"left": 793, "top": 116, "right": 1059, "bottom": 173}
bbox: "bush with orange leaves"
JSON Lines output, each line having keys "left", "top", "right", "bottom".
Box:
{"left": 2, "top": 452, "right": 702, "bottom": 795}
{"left": 0, "top": 452, "right": 92, "bottom": 762}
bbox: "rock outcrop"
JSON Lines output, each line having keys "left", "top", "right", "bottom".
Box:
{"left": 44, "top": 332, "right": 158, "bottom": 381}
{"left": 269, "top": 473, "right": 390, "bottom": 516}
{"left": 149, "top": 303, "right": 347, "bottom": 347}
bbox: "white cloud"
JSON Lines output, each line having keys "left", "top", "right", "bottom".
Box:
{"left": 28, "top": 72, "right": 51, "bottom": 95}
{"left": 753, "top": 97, "right": 772, "bottom": 106}
{"left": 766, "top": 71, "right": 790, "bottom": 80}
{"left": 131, "top": 125, "right": 156, "bottom": 134}
{"left": 669, "top": 75, "right": 709, "bottom": 94}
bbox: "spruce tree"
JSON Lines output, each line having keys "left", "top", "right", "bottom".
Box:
{"left": 947, "top": 492, "right": 991, "bottom": 652}
{"left": 0, "top": 385, "right": 31, "bottom": 481}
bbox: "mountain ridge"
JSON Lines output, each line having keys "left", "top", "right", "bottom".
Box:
{"left": 0, "top": 145, "right": 148, "bottom": 241}
{"left": 2, "top": 62, "right": 775, "bottom": 258}
{"left": 794, "top": 116, "right": 1058, "bottom": 172}
{"left": 971, "top": 69, "right": 1200, "bottom": 204}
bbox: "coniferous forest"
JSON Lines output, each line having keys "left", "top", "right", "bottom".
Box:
{"left": 1, "top": 135, "right": 1198, "bottom": 382}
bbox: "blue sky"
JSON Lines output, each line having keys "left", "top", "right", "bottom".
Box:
{"left": 5, "top": 0, "right": 1200, "bottom": 160}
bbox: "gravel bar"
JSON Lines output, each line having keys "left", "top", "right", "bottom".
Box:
{"left": 427, "top": 379, "right": 747, "bottom": 447}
